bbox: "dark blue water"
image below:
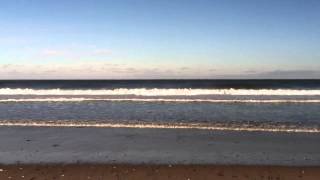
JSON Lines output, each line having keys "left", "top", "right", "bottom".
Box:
{"left": 1, "top": 79, "right": 320, "bottom": 89}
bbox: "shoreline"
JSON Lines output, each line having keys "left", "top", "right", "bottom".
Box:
{"left": 0, "top": 121, "right": 319, "bottom": 133}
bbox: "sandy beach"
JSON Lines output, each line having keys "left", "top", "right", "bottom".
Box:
{"left": 2, "top": 0, "right": 320, "bottom": 177}
{"left": 0, "top": 164, "right": 320, "bottom": 180}
{"left": 0, "top": 126, "right": 320, "bottom": 179}
{"left": 1, "top": 126, "right": 320, "bottom": 165}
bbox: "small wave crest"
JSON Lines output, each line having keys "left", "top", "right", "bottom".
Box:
{"left": 1, "top": 88, "right": 320, "bottom": 96}
{"left": 0, "top": 120, "right": 318, "bottom": 133}
{"left": 1, "top": 98, "right": 320, "bottom": 103}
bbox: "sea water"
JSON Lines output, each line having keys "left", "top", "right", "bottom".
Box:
{"left": 0, "top": 80, "right": 319, "bottom": 132}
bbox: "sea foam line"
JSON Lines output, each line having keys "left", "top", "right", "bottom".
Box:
{"left": 0, "top": 121, "right": 318, "bottom": 133}
{"left": 1, "top": 98, "right": 320, "bottom": 103}
{"left": 1, "top": 88, "right": 320, "bottom": 96}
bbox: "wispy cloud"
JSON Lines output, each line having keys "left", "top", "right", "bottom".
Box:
{"left": 218, "top": 69, "right": 320, "bottom": 79}
{"left": 1, "top": 62, "right": 319, "bottom": 79}
{"left": 93, "top": 49, "right": 112, "bottom": 55}
{"left": 41, "top": 49, "right": 65, "bottom": 56}
{"left": 253, "top": 70, "right": 320, "bottom": 79}
{"left": 0, "top": 63, "right": 216, "bottom": 79}
{"left": 39, "top": 48, "right": 112, "bottom": 58}
{"left": 179, "top": 67, "right": 190, "bottom": 71}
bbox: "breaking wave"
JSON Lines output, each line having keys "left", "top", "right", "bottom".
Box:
{"left": 1, "top": 88, "right": 320, "bottom": 96}
{"left": 1, "top": 98, "right": 320, "bottom": 103}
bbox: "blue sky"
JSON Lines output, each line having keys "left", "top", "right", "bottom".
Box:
{"left": 0, "top": 0, "right": 319, "bottom": 79}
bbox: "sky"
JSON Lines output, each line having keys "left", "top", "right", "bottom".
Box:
{"left": 0, "top": 0, "right": 319, "bottom": 79}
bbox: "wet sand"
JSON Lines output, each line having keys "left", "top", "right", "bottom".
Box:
{"left": 1, "top": 127, "right": 320, "bottom": 165}
{"left": 1, "top": 126, "right": 320, "bottom": 179}
{"left": 0, "top": 164, "right": 319, "bottom": 180}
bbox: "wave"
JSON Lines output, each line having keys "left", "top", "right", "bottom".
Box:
{"left": 1, "top": 88, "right": 320, "bottom": 96}
{"left": 0, "top": 120, "right": 318, "bottom": 133}
{"left": 1, "top": 98, "right": 320, "bottom": 103}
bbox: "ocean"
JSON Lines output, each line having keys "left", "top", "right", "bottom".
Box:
{"left": 0, "top": 80, "right": 320, "bottom": 133}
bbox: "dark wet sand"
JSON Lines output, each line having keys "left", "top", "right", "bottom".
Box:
{"left": 1, "top": 127, "right": 320, "bottom": 165}
{"left": 0, "top": 164, "right": 319, "bottom": 180}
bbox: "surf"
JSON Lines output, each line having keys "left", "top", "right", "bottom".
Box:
{"left": 1, "top": 98, "right": 320, "bottom": 103}
{"left": 1, "top": 88, "right": 320, "bottom": 96}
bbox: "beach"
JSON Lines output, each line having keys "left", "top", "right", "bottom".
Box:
{"left": 2, "top": 0, "right": 320, "bottom": 176}
{"left": 0, "top": 126, "right": 320, "bottom": 179}
{"left": 1, "top": 164, "right": 320, "bottom": 180}
{"left": 1, "top": 80, "right": 320, "bottom": 179}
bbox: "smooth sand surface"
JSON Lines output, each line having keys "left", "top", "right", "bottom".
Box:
{"left": 0, "top": 164, "right": 320, "bottom": 180}
{"left": 0, "top": 127, "right": 320, "bottom": 165}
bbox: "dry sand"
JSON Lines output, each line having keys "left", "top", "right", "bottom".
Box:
{"left": 0, "top": 164, "right": 319, "bottom": 180}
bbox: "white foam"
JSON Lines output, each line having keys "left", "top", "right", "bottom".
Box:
{"left": 1, "top": 88, "right": 320, "bottom": 96}
{"left": 0, "top": 121, "right": 318, "bottom": 133}
{"left": 1, "top": 98, "right": 320, "bottom": 103}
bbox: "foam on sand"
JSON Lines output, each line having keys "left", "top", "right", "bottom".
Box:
{"left": 0, "top": 120, "right": 319, "bottom": 133}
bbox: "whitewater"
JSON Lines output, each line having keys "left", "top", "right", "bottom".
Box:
{"left": 1, "top": 88, "right": 320, "bottom": 96}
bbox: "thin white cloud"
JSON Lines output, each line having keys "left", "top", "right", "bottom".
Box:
{"left": 39, "top": 48, "right": 112, "bottom": 58}
{"left": 42, "top": 49, "right": 65, "bottom": 56}
{"left": 0, "top": 63, "right": 215, "bottom": 79}
{"left": 253, "top": 70, "right": 320, "bottom": 79}
{"left": 1, "top": 63, "right": 319, "bottom": 79}
{"left": 93, "top": 49, "right": 112, "bottom": 55}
